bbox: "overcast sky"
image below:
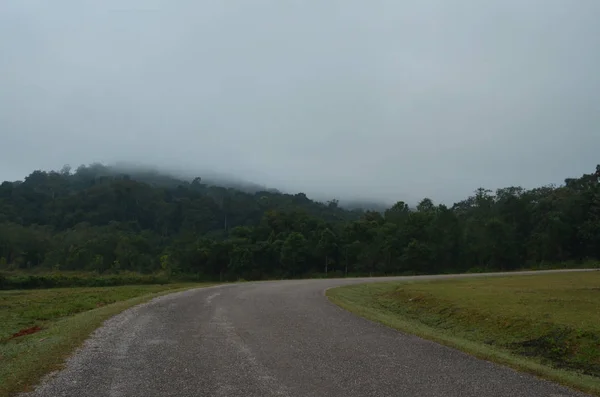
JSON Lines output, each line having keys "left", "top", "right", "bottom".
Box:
{"left": 1, "top": 0, "right": 599, "bottom": 204}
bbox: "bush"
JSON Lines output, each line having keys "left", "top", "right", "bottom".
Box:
{"left": 0, "top": 272, "right": 171, "bottom": 290}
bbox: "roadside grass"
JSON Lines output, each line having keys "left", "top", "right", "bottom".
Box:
{"left": 0, "top": 283, "right": 217, "bottom": 397}
{"left": 327, "top": 271, "right": 600, "bottom": 396}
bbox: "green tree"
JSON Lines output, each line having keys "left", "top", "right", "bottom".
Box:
{"left": 317, "top": 228, "right": 337, "bottom": 276}
{"left": 281, "top": 232, "right": 307, "bottom": 278}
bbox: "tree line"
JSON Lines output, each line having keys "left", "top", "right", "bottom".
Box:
{"left": 1, "top": 164, "right": 599, "bottom": 281}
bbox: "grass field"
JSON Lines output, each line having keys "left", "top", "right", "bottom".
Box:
{"left": 327, "top": 271, "right": 600, "bottom": 396}
{"left": 0, "top": 283, "right": 216, "bottom": 397}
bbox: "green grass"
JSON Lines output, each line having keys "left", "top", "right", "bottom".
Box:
{"left": 0, "top": 283, "right": 217, "bottom": 396}
{"left": 327, "top": 271, "right": 600, "bottom": 396}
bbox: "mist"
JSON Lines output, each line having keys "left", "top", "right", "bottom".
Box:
{"left": 1, "top": 0, "right": 599, "bottom": 205}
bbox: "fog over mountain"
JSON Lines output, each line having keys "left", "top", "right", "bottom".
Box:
{"left": 100, "top": 161, "right": 391, "bottom": 210}
{"left": 1, "top": 0, "right": 599, "bottom": 205}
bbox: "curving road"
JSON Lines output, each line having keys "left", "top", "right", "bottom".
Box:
{"left": 25, "top": 271, "right": 592, "bottom": 397}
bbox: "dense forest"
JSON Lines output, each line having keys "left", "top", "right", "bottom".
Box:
{"left": 0, "top": 164, "right": 599, "bottom": 282}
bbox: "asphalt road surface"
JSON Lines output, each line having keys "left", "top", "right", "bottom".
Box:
{"left": 25, "top": 270, "right": 594, "bottom": 397}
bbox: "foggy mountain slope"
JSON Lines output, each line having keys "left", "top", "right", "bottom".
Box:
{"left": 112, "top": 162, "right": 281, "bottom": 194}
{"left": 84, "top": 162, "right": 391, "bottom": 211}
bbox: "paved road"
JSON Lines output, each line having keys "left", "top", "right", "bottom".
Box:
{"left": 26, "top": 270, "right": 594, "bottom": 397}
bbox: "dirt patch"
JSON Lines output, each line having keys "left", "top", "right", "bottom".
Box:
{"left": 10, "top": 325, "right": 43, "bottom": 339}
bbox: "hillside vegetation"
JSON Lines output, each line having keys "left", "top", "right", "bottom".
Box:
{"left": 1, "top": 164, "right": 599, "bottom": 284}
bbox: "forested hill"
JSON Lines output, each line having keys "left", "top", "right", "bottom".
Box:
{"left": 0, "top": 164, "right": 599, "bottom": 280}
